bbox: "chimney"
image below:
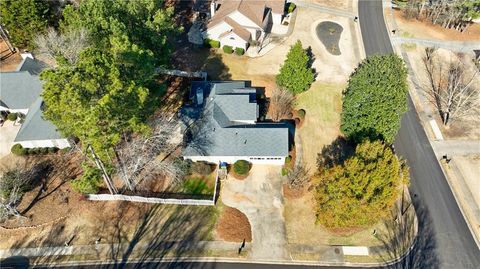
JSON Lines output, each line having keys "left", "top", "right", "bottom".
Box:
{"left": 210, "top": 0, "right": 217, "bottom": 17}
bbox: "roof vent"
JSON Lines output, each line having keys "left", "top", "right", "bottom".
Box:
{"left": 244, "top": 139, "right": 247, "bottom": 144}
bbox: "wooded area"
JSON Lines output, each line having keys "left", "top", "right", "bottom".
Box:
{"left": 397, "top": 0, "right": 480, "bottom": 31}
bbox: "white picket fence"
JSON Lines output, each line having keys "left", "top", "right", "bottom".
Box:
{"left": 86, "top": 194, "right": 214, "bottom": 205}
{"left": 86, "top": 168, "right": 223, "bottom": 206}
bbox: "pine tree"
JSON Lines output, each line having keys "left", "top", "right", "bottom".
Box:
{"left": 276, "top": 40, "right": 315, "bottom": 94}
{"left": 0, "top": 0, "right": 50, "bottom": 49}
{"left": 340, "top": 54, "right": 409, "bottom": 144}
{"left": 314, "top": 140, "right": 409, "bottom": 228}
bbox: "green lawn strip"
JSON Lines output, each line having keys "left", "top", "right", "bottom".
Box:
{"left": 296, "top": 82, "right": 343, "bottom": 125}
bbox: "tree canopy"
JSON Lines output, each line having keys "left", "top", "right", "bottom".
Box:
{"left": 340, "top": 54, "right": 409, "bottom": 144}
{"left": 0, "top": 0, "right": 51, "bottom": 49}
{"left": 276, "top": 40, "right": 315, "bottom": 94}
{"left": 314, "top": 140, "right": 409, "bottom": 228}
{"left": 40, "top": 0, "right": 179, "bottom": 160}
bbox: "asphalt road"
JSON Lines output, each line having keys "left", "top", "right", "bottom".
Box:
{"left": 359, "top": 0, "right": 480, "bottom": 268}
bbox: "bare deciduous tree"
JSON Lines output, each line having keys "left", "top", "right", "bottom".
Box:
{"left": 114, "top": 115, "right": 185, "bottom": 191}
{"left": 287, "top": 162, "right": 310, "bottom": 190}
{"left": 270, "top": 87, "right": 295, "bottom": 122}
{"left": 34, "top": 27, "right": 89, "bottom": 65}
{"left": 422, "top": 48, "right": 480, "bottom": 125}
{"left": 0, "top": 164, "right": 44, "bottom": 222}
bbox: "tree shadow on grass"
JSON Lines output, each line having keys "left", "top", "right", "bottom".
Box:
{"left": 374, "top": 199, "right": 440, "bottom": 268}
{"left": 316, "top": 136, "right": 355, "bottom": 169}
{"left": 9, "top": 201, "right": 219, "bottom": 268}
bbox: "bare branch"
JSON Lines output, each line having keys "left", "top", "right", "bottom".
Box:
{"left": 269, "top": 88, "right": 295, "bottom": 122}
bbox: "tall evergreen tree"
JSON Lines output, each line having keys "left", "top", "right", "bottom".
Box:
{"left": 341, "top": 54, "right": 409, "bottom": 143}
{"left": 276, "top": 40, "right": 314, "bottom": 94}
{"left": 314, "top": 140, "right": 409, "bottom": 228}
{"left": 40, "top": 0, "right": 179, "bottom": 161}
{"left": 0, "top": 0, "right": 50, "bottom": 49}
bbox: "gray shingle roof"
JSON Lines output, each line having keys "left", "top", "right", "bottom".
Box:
{"left": 184, "top": 81, "right": 289, "bottom": 157}
{"left": 0, "top": 58, "right": 43, "bottom": 110}
{"left": 14, "top": 97, "right": 64, "bottom": 142}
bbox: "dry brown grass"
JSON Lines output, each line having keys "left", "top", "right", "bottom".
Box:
{"left": 215, "top": 206, "right": 252, "bottom": 243}
{"left": 394, "top": 10, "right": 480, "bottom": 41}
{"left": 282, "top": 184, "right": 306, "bottom": 199}
{"left": 284, "top": 191, "right": 386, "bottom": 248}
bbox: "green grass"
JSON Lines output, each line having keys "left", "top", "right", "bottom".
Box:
{"left": 182, "top": 177, "right": 214, "bottom": 195}
{"left": 401, "top": 31, "right": 414, "bottom": 38}
{"left": 296, "top": 82, "right": 343, "bottom": 125}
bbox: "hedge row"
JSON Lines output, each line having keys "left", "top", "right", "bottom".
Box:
{"left": 11, "top": 144, "right": 60, "bottom": 156}
{"left": 204, "top": 38, "right": 245, "bottom": 56}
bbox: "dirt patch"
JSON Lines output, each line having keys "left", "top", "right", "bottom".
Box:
{"left": 282, "top": 184, "right": 305, "bottom": 199}
{"left": 394, "top": 10, "right": 480, "bottom": 41}
{"left": 216, "top": 206, "right": 252, "bottom": 243}
{"left": 0, "top": 41, "right": 22, "bottom": 71}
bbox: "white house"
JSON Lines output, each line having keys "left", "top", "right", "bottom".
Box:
{"left": 0, "top": 57, "right": 71, "bottom": 149}
{"left": 183, "top": 81, "right": 289, "bottom": 165}
{"left": 205, "top": 0, "right": 286, "bottom": 50}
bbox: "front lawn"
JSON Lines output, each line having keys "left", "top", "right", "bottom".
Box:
{"left": 295, "top": 81, "right": 344, "bottom": 168}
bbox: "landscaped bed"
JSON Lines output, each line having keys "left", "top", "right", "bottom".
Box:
{"left": 215, "top": 206, "right": 252, "bottom": 243}
{"left": 316, "top": 21, "right": 343, "bottom": 55}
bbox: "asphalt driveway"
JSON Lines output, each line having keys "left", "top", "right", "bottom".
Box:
{"left": 221, "top": 165, "right": 287, "bottom": 260}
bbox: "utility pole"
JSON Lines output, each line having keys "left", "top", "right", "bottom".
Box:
{"left": 87, "top": 145, "right": 118, "bottom": 194}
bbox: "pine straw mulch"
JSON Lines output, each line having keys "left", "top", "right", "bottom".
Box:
{"left": 282, "top": 184, "right": 307, "bottom": 199}
{"left": 215, "top": 207, "right": 252, "bottom": 243}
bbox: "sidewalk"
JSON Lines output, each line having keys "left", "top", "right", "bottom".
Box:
{"left": 382, "top": 1, "right": 480, "bottom": 249}
{"left": 0, "top": 240, "right": 245, "bottom": 259}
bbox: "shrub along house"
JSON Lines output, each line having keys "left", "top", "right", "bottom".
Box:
{"left": 0, "top": 56, "right": 71, "bottom": 149}
{"left": 182, "top": 81, "right": 289, "bottom": 165}
{"left": 205, "top": 0, "right": 286, "bottom": 51}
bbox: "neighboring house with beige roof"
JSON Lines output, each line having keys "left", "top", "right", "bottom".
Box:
{"left": 205, "top": 0, "right": 286, "bottom": 51}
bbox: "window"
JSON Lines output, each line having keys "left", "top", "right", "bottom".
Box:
{"left": 230, "top": 37, "right": 235, "bottom": 40}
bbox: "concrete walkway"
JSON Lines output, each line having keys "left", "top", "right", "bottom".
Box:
{"left": 431, "top": 140, "right": 480, "bottom": 157}
{"left": 392, "top": 37, "right": 480, "bottom": 53}
{"left": 221, "top": 165, "right": 287, "bottom": 260}
{"left": 293, "top": 1, "right": 356, "bottom": 18}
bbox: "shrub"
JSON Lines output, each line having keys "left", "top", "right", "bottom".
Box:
{"left": 7, "top": 113, "right": 17, "bottom": 121}
{"left": 285, "top": 155, "right": 292, "bottom": 163}
{"left": 210, "top": 40, "right": 220, "bottom": 48}
{"left": 288, "top": 3, "right": 296, "bottom": 13}
{"left": 235, "top": 47, "right": 245, "bottom": 56}
{"left": 11, "top": 144, "right": 26, "bottom": 155}
{"left": 282, "top": 167, "right": 289, "bottom": 176}
{"left": 48, "top": 147, "right": 58, "bottom": 153}
{"left": 27, "top": 148, "right": 36, "bottom": 155}
{"left": 294, "top": 117, "right": 301, "bottom": 126}
{"left": 223, "top": 45, "right": 233, "bottom": 54}
{"left": 297, "top": 109, "right": 306, "bottom": 119}
{"left": 233, "top": 160, "right": 250, "bottom": 176}
{"left": 71, "top": 164, "right": 103, "bottom": 194}
{"left": 60, "top": 147, "right": 71, "bottom": 154}
{"left": 205, "top": 38, "right": 220, "bottom": 48}
{"left": 40, "top": 147, "right": 49, "bottom": 154}
{"left": 192, "top": 161, "right": 214, "bottom": 175}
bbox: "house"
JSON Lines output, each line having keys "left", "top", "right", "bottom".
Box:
{"left": 0, "top": 57, "right": 71, "bottom": 149}
{"left": 182, "top": 81, "right": 289, "bottom": 165}
{"left": 205, "top": 0, "right": 286, "bottom": 50}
